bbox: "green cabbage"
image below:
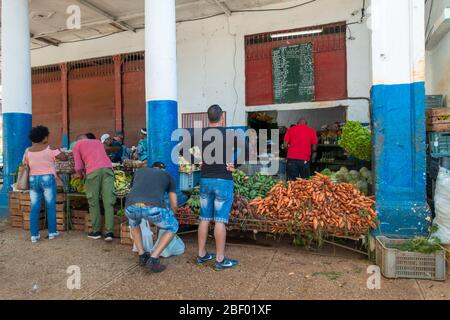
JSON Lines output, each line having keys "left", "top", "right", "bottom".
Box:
{"left": 339, "top": 122, "right": 372, "bottom": 161}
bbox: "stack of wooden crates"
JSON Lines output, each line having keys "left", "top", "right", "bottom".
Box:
{"left": 8, "top": 191, "right": 66, "bottom": 231}
{"left": 426, "top": 95, "right": 450, "bottom": 212}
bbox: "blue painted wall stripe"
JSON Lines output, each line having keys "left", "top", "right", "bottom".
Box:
{"left": 0, "top": 112, "right": 32, "bottom": 209}
{"left": 371, "top": 82, "right": 430, "bottom": 237}
{"left": 62, "top": 133, "right": 69, "bottom": 149}
{"left": 146, "top": 100, "right": 179, "bottom": 188}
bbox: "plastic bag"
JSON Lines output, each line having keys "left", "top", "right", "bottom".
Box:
{"left": 432, "top": 167, "right": 450, "bottom": 244}
{"left": 131, "top": 220, "right": 154, "bottom": 253}
{"left": 153, "top": 229, "right": 185, "bottom": 258}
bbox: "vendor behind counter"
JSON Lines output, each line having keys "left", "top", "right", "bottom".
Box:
{"left": 101, "top": 133, "right": 125, "bottom": 163}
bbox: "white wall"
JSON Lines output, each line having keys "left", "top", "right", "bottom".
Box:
{"left": 425, "top": 0, "right": 450, "bottom": 106}
{"left": 31, "top": 0, "right": 372, "bottom": 127}
{"left": 276, "top": 106, "right": 348, "bottom": 130}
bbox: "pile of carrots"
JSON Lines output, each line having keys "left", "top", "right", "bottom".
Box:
{"left": 249, "top": 174, "right": 377, "bottom": 235}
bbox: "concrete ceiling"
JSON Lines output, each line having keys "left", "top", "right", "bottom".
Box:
{"left": 0, "top": 0, "right": 296, "bottom": 49}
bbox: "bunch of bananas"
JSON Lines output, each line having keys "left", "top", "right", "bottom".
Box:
{"left": 70, "top": 177, "right": 86, "bottom": 194}
{"left": 114, "top": 170, "right": 132, "bottom": 196}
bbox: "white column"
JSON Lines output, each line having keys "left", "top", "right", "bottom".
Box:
{"left": 145, "top": 0, "right": 178, "bottom": 102}
{"left": 0, "top": 0, "right": 33, "bottom": 208}
{"left": 370, "top": 0, "right": 425, "bottom": 85}
{"left": 144, "top": 0, "right": 179, "bottom": 184}
{"left": 369, "top": 0, "right": 430, "bottom": 237}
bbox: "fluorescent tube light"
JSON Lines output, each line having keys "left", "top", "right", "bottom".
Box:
{"left": 270, "top": 29, "right": 323, "bottom": 39}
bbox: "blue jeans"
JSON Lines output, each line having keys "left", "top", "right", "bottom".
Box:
{"left": 125, "top": 205, "right": 179, "bottom": 233}
{"left": 200, "top": 178, "right": 234, "bottom": 224}
{"left": 29, "top": 174, "right": 57, "bottom": 237}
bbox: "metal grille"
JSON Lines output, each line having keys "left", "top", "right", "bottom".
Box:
{"left": 32, "top": 64, "right": 61, "bottom": 84}
{"left": 68, "top": 56, "right": 114, "bottom": 79}
{"left": 122, "top": 51, "right": 145, "bottom": 73}
{"left": 182, "top": 112, "right": 227, "bottom": 129}
{"left": 245, "top": 22, "right": 346, "bottom": 60}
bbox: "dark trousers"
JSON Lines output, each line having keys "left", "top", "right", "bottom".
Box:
{"left": 286, "top": 159, "right": 311, "bottom": 181}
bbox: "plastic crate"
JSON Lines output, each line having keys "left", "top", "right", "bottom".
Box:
{"left": 429, "top": 132, "right": 450, "bottom": 157}
{"left": 375, "top": 236, "right": 446, "bottom": 281}
{"left": 179, "top": 171, "right": 201, "bottom": 191}
{"left": 426, "top": 95, "right": 445, "bottom": 109}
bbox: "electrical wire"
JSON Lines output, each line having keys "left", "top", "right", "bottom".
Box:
{"left": 231, "top": 0, "right": 318, "bottom": 12}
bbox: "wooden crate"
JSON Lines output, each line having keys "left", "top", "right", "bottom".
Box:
{"left": 55, "top": 193, "right": 66, "bottom": 231}
{"left": 10, "top": 214, "right": 24, "bottom": 228}
{"left": 427, "top": 108, "right": 450, "bottom": 132}
{"left": 84, "top": 214, "right": 105, "bottom": 234}
{"left": 22, "top": 211, "right": 46, "bottom": 231}
{"left": 9, "top": 192, "right": 23, "bottom": 228}
{"left": 71, "top": 210, "right": 88, "bottom": 231}
{"left": 120, "top": 221, "right": 158, "bottom": 246}
{"left": 56, "top": 211, "right": 66, "bottom": 231}
{"left": 120, "top": 222, "right": 134, "bottom": 246}
{"left": 85, "top": 214, "right": 125, "bottom": 237}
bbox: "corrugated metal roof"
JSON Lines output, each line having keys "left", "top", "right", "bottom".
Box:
{"left": 0, "top": 0, "right": 297, "bottom": 50}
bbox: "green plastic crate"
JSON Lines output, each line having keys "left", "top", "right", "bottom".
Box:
{"left": 429, "top": 132, "right": 450, "bottom": 157}
{"left": 426, "top": 95, "right": 445, "bottom": 109}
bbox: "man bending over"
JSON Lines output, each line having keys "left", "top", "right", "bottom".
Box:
{"left": 125, "top": 162, "right": 179, "bottom": 273}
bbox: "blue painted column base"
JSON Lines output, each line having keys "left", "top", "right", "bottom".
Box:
{"left": 146, "top": 100, "right": 179, "bottom": 190}
{"left": 372, "top": 202, "right": 431, "bottom": 237}
{"left": 62, "top": 133, "right": 69, "bottom": 150}
{"left": 0, "top": 112, "right": 32, "bottom": 211}
{"left": 371, "top": 82, "right": 431, "bottom": 237}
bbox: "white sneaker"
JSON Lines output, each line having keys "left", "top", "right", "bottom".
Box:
{"left": 48, "top": 231, "right": 60, "bottom": 240}
{"left": 31, "top": 235, "right": 41, "bottom": 243}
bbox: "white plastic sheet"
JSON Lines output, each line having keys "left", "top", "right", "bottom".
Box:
{"left": 131, "top": 220, "right": 154, "bottom": 253}
{"left": 433, "top": 167, "right": 450, "bottom": 244}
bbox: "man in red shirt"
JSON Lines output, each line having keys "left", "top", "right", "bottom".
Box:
{"left": 284, "top": 118, "right": 318, "bottom": 180}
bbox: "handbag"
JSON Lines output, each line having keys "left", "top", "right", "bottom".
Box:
{"left": 16, "top": 149, "right": 30, "bottom": 191}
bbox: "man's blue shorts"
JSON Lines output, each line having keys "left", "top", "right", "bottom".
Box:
{"left": 125, "top": 205, "right": 179, "bottom": 233}
{"left": 199, "top": 178, "right": 234, "bottom": 224}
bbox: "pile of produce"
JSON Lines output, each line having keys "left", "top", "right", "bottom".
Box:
{"left": 123, "top": 159, "right": 146, "bottom": 169}
{"left": 177, "top": 206, "right": 197, "bottom": 225}
{"left": 332, "top": 166, "right": 373, "bottom": 195}
{"left": 114, "top": 170, "right": 132, "bottom": 196}
{"left": 250, "top": 174, "right": 378, "bottom": 236}
{"left": 56, "top": 152, "right": 75, "bottom": 173}
{"left": 393, "top": 236, "right": 442, "bottom": 254}
{"left": 187, "top": 187, "right": 201, "bottom": 216}
{"left": 70, "top": 177, "right": 86, "bottom": 194}
{"left": 233, "top": 170, "right": 277, "bottom": 200}
{"left": 339, "top": 121, "right": 372, "bottom": 161}
{"left": 230, "top": 194, "right": 258, "bottom": 220}
{"left": 437, "top": 115, "right": 450, "bottom": 121}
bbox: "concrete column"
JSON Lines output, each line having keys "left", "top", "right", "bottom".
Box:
{"left": 145, "top": 0, "right": 179, "bottom": 183}
{"left": 0, "top": 0, "right": 32, "bottom": 209}
{"left": 370, "top": 0, "right": 431, "bottom": 236}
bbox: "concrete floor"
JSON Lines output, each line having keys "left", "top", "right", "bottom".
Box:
{"left": 0, "top": 219, "right": 448, "bottom": 300}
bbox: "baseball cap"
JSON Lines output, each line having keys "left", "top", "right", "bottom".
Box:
{"left": 100, "top": 134, "right": 111, "bottom": 144}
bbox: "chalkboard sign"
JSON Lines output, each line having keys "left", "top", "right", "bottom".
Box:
{"left": 272, "top": 43, "right": 315, "bottom": 104}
